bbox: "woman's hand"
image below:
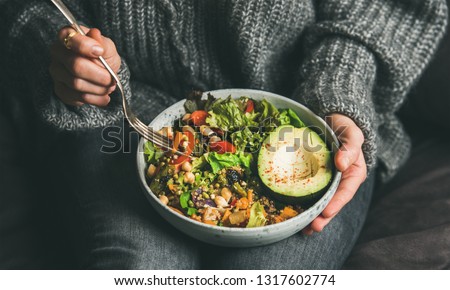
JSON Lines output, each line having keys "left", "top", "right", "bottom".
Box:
{"left": 303, "top": 113, "right": 367, "bottom": 235}
{"left": 49, "top": 26, "right": 121, "bottom": 107}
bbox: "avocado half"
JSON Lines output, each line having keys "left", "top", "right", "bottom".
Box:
{"left": 257, "top": 125, "right": 332, "bottom": 205}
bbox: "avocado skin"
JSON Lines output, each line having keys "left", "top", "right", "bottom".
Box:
{"left": 261, "top": 162, "right": 336, "bottom": 208}
{"left": 262, "top": 178, "right": 332, "bottom": 207}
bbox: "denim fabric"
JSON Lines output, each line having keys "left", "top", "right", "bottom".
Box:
{"left": 47, "top": 120, "right": 374, "bottom": 270}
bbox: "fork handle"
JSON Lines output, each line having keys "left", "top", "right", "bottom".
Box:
{"left": 51, "top": 0, "right": 85, "bottom": 36}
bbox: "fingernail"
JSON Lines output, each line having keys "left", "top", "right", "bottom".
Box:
{"left": 92, "top": 45, "right": 104, "bottom": 56}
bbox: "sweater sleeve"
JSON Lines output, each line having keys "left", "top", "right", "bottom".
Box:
{"left": 0, "top": 0, "right": 167, "bottom": 131}
{"left": 294, "top": 0, "right": 448, "bottom": 170}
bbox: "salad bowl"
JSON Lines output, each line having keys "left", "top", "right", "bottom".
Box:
{"left": 136, "top": 89, "right": 341, "bottom": 247}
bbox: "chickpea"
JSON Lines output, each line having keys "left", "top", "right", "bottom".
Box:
{"left": 147, "top": 164, "right": 157, "bottom": 178}
{"left": 221, "top": 187, "right": 232, "bottom": 202}
{"left": 184, "top": 172, "right": 195, "bottom": 184}
{"left": 159, "top": 195, "right": 169, "bottom": 205}
{"left": 181, "top": 161, "right": 192, "bottom": 172}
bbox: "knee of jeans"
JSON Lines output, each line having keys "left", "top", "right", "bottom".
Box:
{"left": 81, "top": 213, "right": 200, "bottom": 270}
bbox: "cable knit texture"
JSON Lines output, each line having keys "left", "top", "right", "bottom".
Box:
{"left": 0, "top": 0, "right": 447, "bottom": 181}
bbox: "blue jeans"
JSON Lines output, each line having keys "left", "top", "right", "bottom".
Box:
{"left": 47, "top": 120, "right": 375, "bottom": 269}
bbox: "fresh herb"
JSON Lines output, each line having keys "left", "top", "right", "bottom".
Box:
{"left": 231, "top": 127, "right": 263, "bottom": 152}
{"left": 144, "top": 141, "right": 164, "bottom": 164}
{"left": 191, "top": 155, "right": 207, "bottom": 171}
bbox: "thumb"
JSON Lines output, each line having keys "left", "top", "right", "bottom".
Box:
{"left": 86, "top": 28, "right": 105, "bottom": 54}
{"left": 335, "top": 143, "right": 359, "bottom": 172}
{"left": 86, "top": 28, "right": 120, "bottom": 72}
{"left": 331, "top": 116, "right": 364, "bottom": 172}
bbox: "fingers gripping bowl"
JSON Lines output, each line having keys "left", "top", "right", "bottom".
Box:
{"left": 136, "top": 89, "right": 341, "bottom": 247}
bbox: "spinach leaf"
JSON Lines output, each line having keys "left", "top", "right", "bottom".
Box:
{"left": 180, "top": 192, "right": 191, "bottom": 209}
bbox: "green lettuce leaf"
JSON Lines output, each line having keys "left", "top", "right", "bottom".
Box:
{"left": 284, "top": 108, "right": 305, "bottom": 128}
{"left": 259, "top": 99, "right": 279, "bottom": 121}
{"left": 238, "top": 151, "right": 252, "bottom": 169}
{"left": 256, "top": 99, "right": 305, "bottom": 128}
{"left": 246, "top": 201, "right": 267, "bottom": 228}
{"left": 206, "top": 96, "right": 257, "bottom": 131}
{"left": 278, "top": 110, "right": 291, "bottom": 126}
{"left": 205, "top": 152, "right": 253, "bottom": 174}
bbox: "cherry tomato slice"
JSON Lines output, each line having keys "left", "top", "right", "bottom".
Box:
{"left": 209, "top": 141, "right": 236, "bottom": 154}
{"left": 190, "top": 110, "right": 209, "bottom": 126}
{"left": 245, "top": 99, "right": 254, "bottom": 113}
{"left": 170, "top": 154, "right": 190, "bottom": 166}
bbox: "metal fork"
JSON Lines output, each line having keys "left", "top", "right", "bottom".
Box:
{"left": 50, "top": 0, "right": 175, "bottom": 152}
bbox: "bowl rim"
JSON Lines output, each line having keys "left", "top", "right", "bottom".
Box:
{"left": 136, "top": 88, "right": 342, "bottom": 233}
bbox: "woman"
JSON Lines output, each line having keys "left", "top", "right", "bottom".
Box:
{"left": 0, "top": 0, "right": 447, "bottom": 269}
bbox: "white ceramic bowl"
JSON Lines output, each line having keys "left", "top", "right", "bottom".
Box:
{"left": 136, "top": 89, "right": 341, "bottom": 247}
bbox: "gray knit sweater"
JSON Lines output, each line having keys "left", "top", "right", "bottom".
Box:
{"left": 0, "top": 0, "right": 447, "bottom": 181}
